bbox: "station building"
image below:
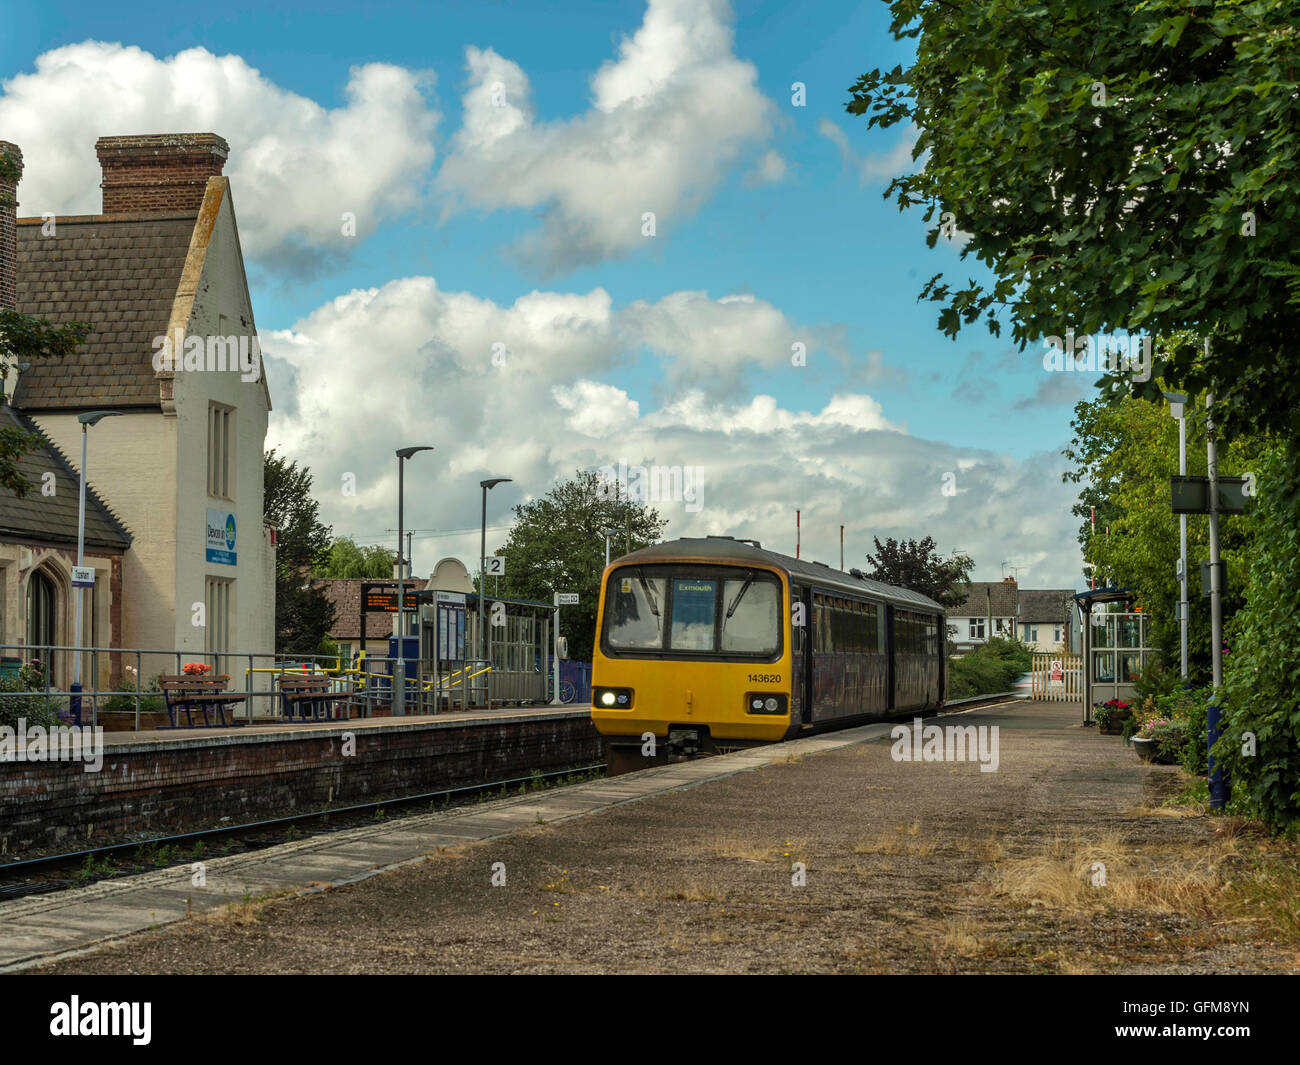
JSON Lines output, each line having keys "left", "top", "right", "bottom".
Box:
{"left": 0, "top": 133, "right": 274, "bottom": 686}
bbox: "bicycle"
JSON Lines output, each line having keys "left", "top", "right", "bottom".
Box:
{"left": 546, "top": 676, "right": 579, "bottom": 704}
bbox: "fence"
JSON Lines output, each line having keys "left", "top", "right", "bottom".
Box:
{"left": 0, "top": 641, "right": 582, "bottom": 730}
{"left": 1029, "top": 652, "right": 1083, "bottom": 702}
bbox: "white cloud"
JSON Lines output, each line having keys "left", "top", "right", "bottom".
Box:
{"left": 437, "top": 0, "right": 776, "bottom": 274}
{"left": 0, "top": 41, "right": 438, "bottom": 271}
{"left": 746, "top": 149, "right": 787, "bottom": 185}
{"left": 818, "top": 116, "right": 919, "bottom": 186}
{"left": 262, "top": 275, "right": 1084, "bottom": 590}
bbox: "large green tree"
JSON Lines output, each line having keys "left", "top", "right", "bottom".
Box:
{"left": 1, "top": 148, "right": 91, "bottom": 495}
{"left": 863, "top": 535, "right": 973, "bottom": 608}
{"left": 495, "top": 470, "right": 667, "bottom": 661}
{"left": 847, "top": 0, "right": 1300, "bottom": 443}
{"left": 317, "top": 536, "right": 397, "bottom": 579}
{"left": 263, "top": 449, "right": 336, "bottom": 655}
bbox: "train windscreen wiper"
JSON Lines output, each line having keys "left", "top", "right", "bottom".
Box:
{"left": 725, "top": 570, "right": 755, "bottom": 619}
{"left": 635, "top": 568, "right": 660, "bottom": 617}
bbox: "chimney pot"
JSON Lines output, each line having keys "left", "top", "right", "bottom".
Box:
{"left": 95, "top": 133, "right": 229, "bottom": 214}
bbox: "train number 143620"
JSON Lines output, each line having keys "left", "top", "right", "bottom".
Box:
{"left": 747, "top": 673, "right": 782, "bottom": 684}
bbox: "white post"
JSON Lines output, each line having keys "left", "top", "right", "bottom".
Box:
{"left": 1178, "top": 411, "right": 1189, "bottom": 679}
{"left": 73, "top": 425, "right": 87, "bottom": 690}
{"left": 551, "top": 592, "right": 562, "bottom": 706}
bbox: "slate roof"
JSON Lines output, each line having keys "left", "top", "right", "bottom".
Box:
{"left": 312, "top": 578, "right": 430, "bottom": 640}
{"left": 950, "top": 580, "right": 1019, "bottom": 618}
{"left": 1019, "top": 588, "right": 1076, "bottom": 624}
{"left": 0, "top": 406, "right": 132, "bottom": 550}
{"left": 12, "top": 213, "right": 197, "bottom": 410}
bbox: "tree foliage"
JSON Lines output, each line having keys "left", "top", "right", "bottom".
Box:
{"left": 263, "top": 449, "right": 336, "bottom": 655}
{"left": 848, "top": 0, "right": 1300, "bottom": 442}
{"left": 495, "top": 470, "right": 667, "bottom": 662}
{"left": 863, "top": 535, "right": 973, "bottom": 607}
{"left": 1062, "top": 369, "right": 1266, "bottom": 683}
{"left": 318, "top": 536, "right": 396, "bottom": 579}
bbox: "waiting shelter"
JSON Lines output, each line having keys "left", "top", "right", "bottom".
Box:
{"left": 1072, "top": 587, "right": 1154, "bottom": 723}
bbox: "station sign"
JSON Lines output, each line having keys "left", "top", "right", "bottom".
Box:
{"left": 486, "top": 556, "right": 506, "bottom": 576}
{"left": 1170, "top": 476, "right": 1252, "bottom": 515}
{"left": 556, "top": 593, "right": 579, "bottom": 605}
{"left": 71, "top": 566, "right": 95, "bottom": 588}
{"left": 436, "top": 590, "right": 467, "bottom": 606}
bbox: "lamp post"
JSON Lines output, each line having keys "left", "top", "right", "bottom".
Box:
{"left": 394, "top": 446, "right": 433, "bottom": 716}
{"left": 1164, "top": 392, "right": 1189, "bottom": 680}
{"left": 601, "top": 527, "right": 621, "bottom": 568}
{"left": 72, "top": 410, "right": 122, "bottom": 726}
{"left": 478, "top": 477, "right": 511, "bottom": 704}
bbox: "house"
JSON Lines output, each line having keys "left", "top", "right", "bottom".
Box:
{"left": 0, "top": 133, "right": 275, "bottom": 687}
{"left": 948, "top": 578, "right": 1018, "bottom": 654}
{"left": 1017, "top": 588, "right": 1077, "bottom": 654}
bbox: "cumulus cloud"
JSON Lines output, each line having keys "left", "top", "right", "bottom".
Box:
{"left": 436, "top": 0, "right": 776, "bottom": 274}
{"left": 261, "top": 275, "right": 1084, "bottom": 589}
{"left": 0, "top": 41, "right": 438, "bottom": 274}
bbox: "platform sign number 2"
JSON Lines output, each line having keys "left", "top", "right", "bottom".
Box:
{"left": 486, "top": 557, "right": 505, "bottom": 577}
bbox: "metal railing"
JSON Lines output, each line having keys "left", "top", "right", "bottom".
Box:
{"left": 0, "top": 643, "right": 557, "bottom": 730}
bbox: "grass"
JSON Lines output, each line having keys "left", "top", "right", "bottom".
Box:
{"left": 853, "top": 821, "right": 938, "bottom": 857}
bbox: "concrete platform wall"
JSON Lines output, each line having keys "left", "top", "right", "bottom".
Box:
{"left": 0, "top": 713, "right": 601, "bottom": 856}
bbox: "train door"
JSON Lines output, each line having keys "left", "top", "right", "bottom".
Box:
{"left": 885, "top": 603, "right": 896, "bottom": 711}
{"left": 800, "top": 586, "right": 814, "bottom": 723}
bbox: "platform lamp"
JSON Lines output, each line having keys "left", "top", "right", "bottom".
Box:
{"left": 479, "top": 478, "right": 512, "bottom": 699}
{"left": 394, "top": 446, "right": 433, "bottom": 716}
{"left": 601, "top": 527, "right": 621, "bottom": 568}
{"left": 1163, "top": 392, "right": 1189, "bottom": 681}
{"left": 71, "top": 410, "right": 122, "bottom": 726}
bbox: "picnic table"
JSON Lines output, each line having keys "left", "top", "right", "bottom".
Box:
{"left": 158, "top": 674, "right": 251, "bottom": 728}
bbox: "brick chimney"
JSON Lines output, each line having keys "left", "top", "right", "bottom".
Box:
{"left": 0, "top": 140, "right": 20, "bottom": 310}
{"left": 95, "top": 133, "right": 229, "bottom": 214}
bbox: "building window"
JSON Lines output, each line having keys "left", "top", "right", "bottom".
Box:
{"left": 1026, "top": 624, "right": 1038, "bottom": 643}
{"left": 205, "top": 577, "right": 234, "bottom": 662}
{"left": 208, "top": 403, "right": 235, "bottom": 499}
{"left": 1054, "top": 624, "right": 1063, "bottom": 644}
{"left": 968, "top": 618, "right": 985, "bottom": 640}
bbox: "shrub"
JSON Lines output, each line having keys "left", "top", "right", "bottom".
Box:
{"left": 0, "top": 673, "right": 61, "bottom": 730}
{"left": 947, "top": 636, "right": 1034, "bottom": 698}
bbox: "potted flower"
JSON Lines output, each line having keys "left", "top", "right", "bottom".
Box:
{"left": 181, "top": 662, "right": 213, "bottom": 677}
{"left": 1093, "top": 698, "right": 1131, "bottom": 735}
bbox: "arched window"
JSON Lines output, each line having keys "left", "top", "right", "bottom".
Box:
{"left": 27, "top": 568, "right": 57, "bottom": 657}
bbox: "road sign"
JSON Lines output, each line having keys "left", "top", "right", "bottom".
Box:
{"left": 557, "top": 593, "right": 579, "bottom": 605}
{"left": 486, "top": 556, "right": 506, "bottom": 576}
{"left": 71, "top": 566, "right": 95, "bottom": 588}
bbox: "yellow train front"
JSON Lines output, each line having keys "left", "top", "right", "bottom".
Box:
{"left": 591, "top": 536, "right": 946, "bottom": 773}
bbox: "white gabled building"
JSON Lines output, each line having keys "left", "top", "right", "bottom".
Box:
{"left": 0, "top": 133, "right": 274, "bottom": 685}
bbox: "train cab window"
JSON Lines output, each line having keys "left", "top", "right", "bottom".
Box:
{"left": 721, "top": 577, "right": 780, "bottom": 655}
{"left": 670, "top": 578, "right": 718, "bottom": 651}
{"left": 605, "top": 573, "right": 667, "bottom": 650}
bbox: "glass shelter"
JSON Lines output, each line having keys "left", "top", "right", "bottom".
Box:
{"left": 1073, "top": 587, "right": 1154, "bottom": 723}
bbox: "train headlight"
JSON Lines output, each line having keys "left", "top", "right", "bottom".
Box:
{"left": 594, "top": 687, "right": 634, "bottom": 709}
{"left": 745, "top": 693, "right": 787, "bottom": 715}
{"left": 600, "top": 691, "right": 617, "bottom": 706}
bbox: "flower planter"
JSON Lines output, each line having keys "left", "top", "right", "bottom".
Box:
{"left": 1098, "top": 714, "right": 1131, "bottom": 735}
{"left": 1131, "top": 736, "right": 1157, "bottom": 763}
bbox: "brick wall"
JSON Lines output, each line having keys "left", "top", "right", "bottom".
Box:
{"left": 96, "top": 134, "right": 228, "bottom": 215}
{"left": 0, "top": 140, "right": 19, "bottom": 310}
{"left": 0, "top": 714, "right": 602, "bottom": 854}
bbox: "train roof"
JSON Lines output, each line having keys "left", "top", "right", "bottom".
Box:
{"left": 613, "top": 536, "right": 946, "bottom": 613}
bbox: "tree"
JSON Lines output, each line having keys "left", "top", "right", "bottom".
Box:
{"left": 317, "top": 537, "right": 397, "bottom": 579}
{"left": 1062, "top": 372, "right": 1266, "bottom": 684}
{"left": 0, "top": 147, "right": 91, "bottom": 496}
{"left": 263, "top": 449, "right": 336, "bottom": 655}
{"left": 846, "top": 1, "right": 1300, "bottom": 443}
{"left": 863, "top": 536, "right": 973, "bottom": 608}
{"left": 495, "top": 470, "right": 667, "bottom": 661}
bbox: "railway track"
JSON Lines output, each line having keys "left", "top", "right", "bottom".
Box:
{"left": 0, "top": 764, "right": 605, "bottom": 901}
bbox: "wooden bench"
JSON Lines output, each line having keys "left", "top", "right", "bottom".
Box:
{"left": 276, "top": 674, "right": 345, "bottom": 722}
{"left": 158, "top": 675, "right": 251, "bottom": 728}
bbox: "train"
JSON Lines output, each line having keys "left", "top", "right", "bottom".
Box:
{"left": 590, "top": 535, "right": 946, "bottom": 773}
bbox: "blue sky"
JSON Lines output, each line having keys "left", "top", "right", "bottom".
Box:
{"left": 1, "top": 0, "right": 1094, "bottom": 586}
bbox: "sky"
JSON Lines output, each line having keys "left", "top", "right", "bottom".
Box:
{"left": 0, "top": 0, "right": 1097, "bottom": 588}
